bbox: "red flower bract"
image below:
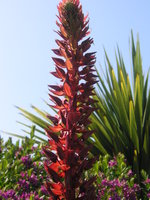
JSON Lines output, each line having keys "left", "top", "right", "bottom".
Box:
{"left": 43, "top": 0, "right": 98, "bottom": 199}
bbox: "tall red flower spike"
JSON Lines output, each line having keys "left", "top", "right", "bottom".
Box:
{"left": 43, "top": 0, "right": 98, "bottom": 199}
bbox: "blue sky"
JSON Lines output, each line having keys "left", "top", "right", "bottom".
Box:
{"left": 0, "top": 0, "right": 150, "bottom": 142}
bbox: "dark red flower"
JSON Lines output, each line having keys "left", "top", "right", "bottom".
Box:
{"left": 43, "top": 0, "right": 97, "bottom": 199}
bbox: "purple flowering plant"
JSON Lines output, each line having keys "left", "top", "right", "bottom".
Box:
{"left": 1, "top": 135, "right": 150, "bottom": 199}
{"left": 0, "top": 131, "right": 48, "bottom": 199}
{"left": 140, "top": 170, "right": 150, "bottom": 199}
{"left": 85, "top": 153, "right": 141, "bottom": 199}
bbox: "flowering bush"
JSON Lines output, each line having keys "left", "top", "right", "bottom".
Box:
{"left": 85, "top": 153, "right": 141, "bottom": 199}
{"left": 140, "top": 170, "right": 150, "bottom": 199}
{"left": 1, "top": 135, "right": 150, "bottom": 199}
{"left": 0, "top": 135, "right": 48, "bottom": 199}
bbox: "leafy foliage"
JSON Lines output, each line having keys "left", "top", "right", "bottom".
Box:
{"left": 1, "top": 135, "right": 150, "bottom": 199}
{"left": 141, "top": 170, "right": 150, "bottom": 199}
{"left": 0, "top": 133, "right": 48, "bottom": 199}
{"left": 88, "top": 154, "right": 141, "bottom": 199}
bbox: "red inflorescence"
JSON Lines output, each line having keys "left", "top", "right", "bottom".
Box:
{"left": 43, "top": 0, "right": 98, "bottom": 199}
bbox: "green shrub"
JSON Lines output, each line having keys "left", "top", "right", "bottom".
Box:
{"left": 0, "top": 134, "right": 48, "bottom": 199}
{"left": 86, "top": 153, "right": 150, "bottom": 199}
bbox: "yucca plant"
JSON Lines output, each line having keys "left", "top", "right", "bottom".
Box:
{"left": 89, "top": 32, "right": 150, "bottom": 182}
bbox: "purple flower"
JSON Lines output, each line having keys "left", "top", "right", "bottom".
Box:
{"left": 127, "top": 169, "right": 133, "bottom": 177}
{"left": 109, "top": 194, "right": 121, "bottom": 200}
{"left": 29, "top": 173, "right": 38, "bottom": 186}
{"left": 145, "top": 178, "right": 150, "bottom": 184}
{"left": 108, "top": 159, "right": 117, "bottom": 167}
{"left": 147, "top": 192, "right": 150, "bottom": 198}
{"left": 19, "top": 192, "right": 31, "bottom": 199}
{"left": 101, "top": 178, "right": 109, "bottom": 186}
{"left": 18, "top": 192, "right": 42, "bottom": 200}
{"left": 0, "top": 189, "right": 17, "bottom": 199}
{"left": 18, "top": 179, "right": 30, "bottom": 191}
{"left": 32, "top": 146, "right": 37, "bottom": 151}
{"left": 41, "top": 185, "right": 48, "bottom": 195}
{"left": 21, "top": 155, "right": 32, "bottom": 167}
{"left": 20, "top": 171, "right": 26, "bottom": 178}
{"left": 133, "top": 184, "right": 140, "bottom": 192}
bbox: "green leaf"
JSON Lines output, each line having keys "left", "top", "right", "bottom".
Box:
{"left": 129, "top": 100, "right": 139, "bottom": 152}
{"left": 17, "top": 107, "right": 51, "bottom": 129}
{"left": 2, "top": 159, "right": 8, "bottom": 170}
{"left": 30, "top": 125, "right": 35, "bottom": 139}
